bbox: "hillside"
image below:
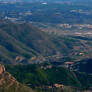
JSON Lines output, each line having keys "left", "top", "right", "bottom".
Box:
{"left": 1, "top": 20, "right": 92, "bottom": 63}
{"left": 5, "top": 64, "right": 82, "bottom": 88}
{"left": 0, "top": 20, "right": 58, "bottom": 64}
{"left": 5, "top": 64, "right": 81, "bottom": 92}
{"left": 5, "top": 64, "right": 92, "bottom": 91}
{"left": 0, "top": 64, "right": 83, "bottom": 92}
{"left": 0, "top": 64, "right": 33, "bottom": 92}
{"left": 74, "top": 59, "right": 92, "bottom": 74}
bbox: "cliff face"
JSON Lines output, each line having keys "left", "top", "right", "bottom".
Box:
{"left": 0, "top": 64, "right": 33, "bottom": 92}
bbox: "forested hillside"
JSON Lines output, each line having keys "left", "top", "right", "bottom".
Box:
{"left": 0, "top": 20, "right": 92, "bottom": 64}
{"left": 5, "top": 64, "right": 92, "bottom": 91}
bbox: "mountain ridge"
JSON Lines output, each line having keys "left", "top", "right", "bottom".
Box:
{"left": 1, "top": 20, "right": 92, "bottom": 64}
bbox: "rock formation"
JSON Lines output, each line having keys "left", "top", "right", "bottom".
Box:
{"left": 0, "top": 64, "right": 5, "bottom": 74}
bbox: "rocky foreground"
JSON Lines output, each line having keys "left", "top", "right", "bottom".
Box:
{"left": 0, "top": 64, "right": 33, "bottom": 92}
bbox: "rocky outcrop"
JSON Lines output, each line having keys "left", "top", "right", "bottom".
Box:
{"left": 0, "top": 64, "right": 5, "bottom": 74}
{"left": 15, "top": 56, "right": 25, "bottom": 62}
{"left": 0, "top": 64, "right": 33, "bottom": 92}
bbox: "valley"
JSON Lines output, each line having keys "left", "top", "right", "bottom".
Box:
{"left": 0, "top": 1, "right": 92, "bottom": 92}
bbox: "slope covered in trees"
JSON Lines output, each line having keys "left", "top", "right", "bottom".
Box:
{"left": 1, "top": 20, "right": 92, "bottom": 63}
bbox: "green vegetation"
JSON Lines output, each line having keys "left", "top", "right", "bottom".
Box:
{"left": 75, "top": 72, "right": 92, "bottom": 89}
{"left": 34, "top": 86, "right": 78, "bottom": 92}
{"left": 5, "top": 64, "right": 92, "bottom": 91}
{"left": 0, "top": 20, "right": 59, "bottom": 63}
{"left": 0, "top": 63, "right": 82, "bottom": 92}
{"left": 1, "top": 20, "right": 92, "bottom": 64}
{"left": 5, "top": 64, "right": 81, "bottom": 87}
